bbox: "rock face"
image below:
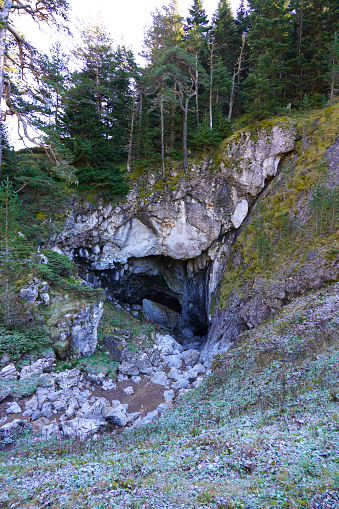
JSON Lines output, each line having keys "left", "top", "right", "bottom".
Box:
{"left": 49, "top": 121, "right": 297, "bottom": 342}
{"left": 70, "top": 301, "right": 104, "bottom": 356}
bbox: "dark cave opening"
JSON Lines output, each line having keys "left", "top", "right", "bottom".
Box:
{"left": 75, "top": 252, "right": 209, "bottom": 342}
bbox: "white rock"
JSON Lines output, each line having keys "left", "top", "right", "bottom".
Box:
{"left": 0, "top": 363, "right": 18, "bottom": 379}
{"left": 157, "top": 403, "right": 169, "bottom": 415}
{"left": 142, "top": 410, "right": 159, "bottom": 424}
{"left": 6, "top": 402, "right": 21, "bottom": 414}
{"left": 123, "top": 386, "right": 134, "bottom": 395}
{"left": 61, "top": 418, "right": 106, "bottom": 440}
{"left": 164, "top": 389, "right": 175, "bottom": 403}
{"left": 105, "top": 405, "right": 128, "bottom": 427}
{"left": 172, "top": 378, "right": 190, "bottom": 390}
{"left": 231, "top": 199, "right": 248, "bottom": 229}
{"left": 151, "top": 371, "right": 168, "bottom": 386}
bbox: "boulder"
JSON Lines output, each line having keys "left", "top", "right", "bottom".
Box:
{"left": 157, "top": 403, "right": 169, "bottom": 415}
{"left": 142, "top": 299, "right": 181, "bottom": 333}
{"left": 83, "top": 399, "right": 107, "bottom": 421}
{"left": 123, "top": 386, "right": 134, "bottom": 395}
{"left": 164, "top": 389, "right": 175, "bottom": 403}
{"left": 172, "top": 378, "right": 190, "bottom": 390}
{"left": 41, "top": 423, "right": 61, "bottom": 438}
{"left": 20, "top": 358, "right": 55, "bottom": 379}
{"left": 102, "top": 336, "right": 123, "bottom": 362}
{"left": 154, "top": 334, "right": 183, "bottom": 356}
{"left": 56, "top": 369, "right": 81, "bottom": 390}
{"left": 136, "top": 352, "right": 152, "bottom": 374}
{"left": 6, "top": 402, "right": 21, "bottom": 414}
{"left": 151, "top": 371, "right": 168, "bottom": 386}
{"left": 61, "top": 418, "right": 106, "bottom": 440}
{"left": 0, "top": 363, "right": 18, "bottom": 380}
{"left": 0, "top": 419, "right": 31, "bottom": 441}
{"left": 19, "top": 278, "right": 40, "bottom": 304}
{"left": 70, "top": 301, "right": 104, "bottom": 357}
{"left": 162, "top": 353, "right": 182, "bottom": 370}
{"left": 105, "top": 404, "right": 129, "bottom": 427}
{"left": 118, "top": 361, "right": 139, "bottom": 377}
{"left": 183, "top": 349, "right": 201, "bottom": 367}
{"left": 142, "top": 410, "right": 159, "bottom": 424}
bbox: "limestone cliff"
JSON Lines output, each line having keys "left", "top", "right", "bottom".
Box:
{"left": 49, "top": 118, "right": 297, "bottom": 347}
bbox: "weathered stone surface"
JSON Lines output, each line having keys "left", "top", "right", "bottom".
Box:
{"left": 0, "top": 363, "right": 18, "bottom": 380}
{"left": 6, "top": 402, "right": 21, "bottom": 414}
{"left": 172, "top": 378, "right": 190, "bottom": 390}
{"left": 56, "top": 369, "right": 81, "bottom": 390}
{"left": 142, "top": 410, "right": 159, "bottom": 424}
{"left": 143, "top": 299, "right": 181, "bottom": 333}
{"left": 20, "top": 358, "right": 55, "bottom": 379}
{"left": 0, "top": 419, "right": 31, "bottom": 441}
{"left": 183, "top": 349, "right": 201, "bottom": 367}
{"left": 151, "top": 372, "right": 168, "bottom": 386}
{"left": 70, "top": 301, "right": 104, "bottom": 356}
{"left": 19, "top": 278, "right": 40, "bottom": 304}
{"left": 106, "top": 404, "right": 128, "bottom": 427}
{"left": 61, "top": 418, "right": 106, "bottom": 439}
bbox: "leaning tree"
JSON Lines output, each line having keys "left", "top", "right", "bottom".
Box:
{"left": 0, "top": 0, "right": 69, "bottom": 167}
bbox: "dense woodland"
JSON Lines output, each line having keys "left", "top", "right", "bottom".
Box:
{"left": 0, "top": 0, "right": 338, "bottom": 195}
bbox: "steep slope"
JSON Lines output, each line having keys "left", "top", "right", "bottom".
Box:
{"left": 205, "top": 103, "right": 339, "bottom": 357}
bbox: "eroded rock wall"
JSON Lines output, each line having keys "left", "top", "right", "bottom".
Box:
{"left": 49, "top": 119, "right": 297, "bottom": 346}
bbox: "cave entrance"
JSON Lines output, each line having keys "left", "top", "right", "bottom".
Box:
{"left": 75, "top": 252, "right": 209, "bottom": 344}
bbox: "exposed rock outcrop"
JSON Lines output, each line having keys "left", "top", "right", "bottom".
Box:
{"left": 49, "top": 120, "right": 297, "bottom": 341}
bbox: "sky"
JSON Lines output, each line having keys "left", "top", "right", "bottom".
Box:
{"left": 16, "top": 0, "right": 241, "bottom": 62}
{"left": 10, "top": 0, "right": 241, "bottom": 148}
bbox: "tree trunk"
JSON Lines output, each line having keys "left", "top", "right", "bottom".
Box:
{"left": 127, "top": 98, "right": 135, "bottom": 173}
{"left": 182, "top": 97, "right": 189, "bottom": 174}
{"left": 195, "top": 52, "right": 199, "bottom": 133}
{"left": 228, "top": 33, "right": 246, "bottom": 123}
{"left": 160, "top": 93, "right": 165, "bottom": 178}
{"left": 209, "top": 43, "right": 214, "bottom": 131}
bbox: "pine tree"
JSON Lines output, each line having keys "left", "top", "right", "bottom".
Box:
{"left": 244, "top": 0, "right": 291, "bottom": 116}
{"left": 63, "top": 23, "right": 136, "bottom": 197}
{"left": 328, "top": 32, "right": 339, "bottom": 106}
{"left": 185, "top": 0, "right": 209, "bottom": 37}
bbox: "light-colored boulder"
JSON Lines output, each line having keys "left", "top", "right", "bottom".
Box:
{"left": 20, "top": 358, "right": 54, "bottom": 379}
{"left": 0, "top": 419, "right": 31, "bottom": 441}
{"left": 0, "top": 363, "right": 18, "bottom": 379}
{"left": 6, "top": 402, "right": 21, "bottom": 414}
{"left": 155, "top": 334, "right": 183, "bottom": 356}
{"left": 157, "top": 403, "right": 169, "bottom": 415}
{"left": 70, "top": 301, "right": 104, "bottom": 357}
{"left": 172, "top": 378, "right": 190, "bottom": 390}
{"left": 56, "top": 369, "right": 81, "bottom": 390}
{"left": 123, "top": 386, "right": 134, "bottom": 395}
{"left": 164, "top": 389, "right": 175, "bottom": 403}
{"left": 105, "top": 404, "right": 128, "bottom": 427}
{"left": 83, "top": 399, "right": 107, "bottom": 421}
{"left": 183, "top": 349, "right": 201, "bottom": 367}
{"left": 231, "top": 199, "right": 248, "bottom": 229}
{"left": 142, "top": 410, "right": 159, "bottom": 424}
{"left": 162, "top": 353, "right": 183, "bottom": 370}
{"left": 151, "top": 371, "right": 168, "bottom": 386}
{"left": 61, "top": 418, "right": 106, "bottom": 440}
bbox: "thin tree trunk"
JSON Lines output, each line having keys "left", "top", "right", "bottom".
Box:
{"left": 228, "top": 33, "right": 246, "bottom": 123}
{"left": 127, "top": 98, "right": 135, "bottom": 173}
{"left": 195, "top": 52, "right": 199, "bottom": 133}
{"left": 209, "top": 44, "right": 213, "bottom": 131}
{"left": 182, "top": 97, "right": 189, "bottom": 174}
{"left": 160, "top": 92, "right": 165, "bottom": 178}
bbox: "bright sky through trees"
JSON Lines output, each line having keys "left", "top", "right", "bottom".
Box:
{"left": 16, "top": 0, "right": 241, "bottom": 61}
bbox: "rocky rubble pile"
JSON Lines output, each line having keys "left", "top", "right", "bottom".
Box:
{"left": 0, "top": 333, "right": 210, "bottom": 443}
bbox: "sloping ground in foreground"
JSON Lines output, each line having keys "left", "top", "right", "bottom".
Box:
{"left": 0, "top": 283, "right": 338, "bottom": 508}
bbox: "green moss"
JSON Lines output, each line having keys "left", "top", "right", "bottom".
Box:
{"left": 217, "top": 103, "right": 339, "bottom": 310}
